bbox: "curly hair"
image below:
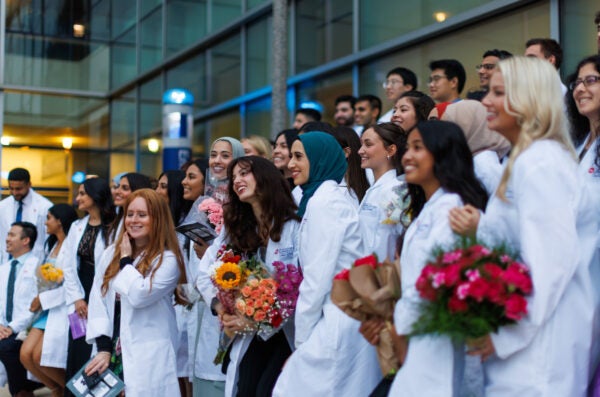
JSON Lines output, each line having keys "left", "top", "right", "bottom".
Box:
{"left": 223, "top": 156, "right": 299, "bottom": 253}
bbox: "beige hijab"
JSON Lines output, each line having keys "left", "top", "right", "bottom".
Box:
{"left": 442, "top": 99, "right": 511, "bottom": 159}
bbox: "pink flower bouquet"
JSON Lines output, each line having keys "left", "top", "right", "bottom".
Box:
{"left": 412, "top": 241, "right": 532, "bottom": 340}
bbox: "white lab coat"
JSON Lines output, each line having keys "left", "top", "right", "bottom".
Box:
{"left": 272, "top": 181, "right": 380, "bottom": 397}
{"left": 390, "top": 189, "right": 465, "bottom": 396}
{"left": 86, "top": 246, "right": 180, "bottom": 397}
{"left": 195, "top": 220, "right": 300, "bottom": 397}
{"left": 183, "top": 198, "right": 226, "bottom": 383}
{"left": 292, "top": 178, "right": 359, "bottom": 209}
{"left": 0, "top": 189, "right": 53, "bottom": 264}
{"left": 51, "top": 217, "right": 108, "bottom": 369}
{"left": 577, "top": 135, "right": 600, "bottom": 381}
{"left": 358, "top": 170, "right": 406, "bottom": 260}
{"left": 476, "top": 140, "right": 600, "bottom": 396}
{"left": 473, "top": 150, "right": 503, "bottom": 196}
{"left": 37, "top": 239, "right": 78, "bottom": 368}
{"left": 0, "top": 253, "right": 40, "bottom": 333}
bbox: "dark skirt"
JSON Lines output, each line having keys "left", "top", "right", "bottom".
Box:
{"left": 236, "top": 330, "right": 292, "bottom": 397}
{"left": 64, "top": 261, "right": 95, "bottom": 397}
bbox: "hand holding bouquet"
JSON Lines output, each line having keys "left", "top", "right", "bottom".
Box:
{"left": 331, "top": 254, "right": 401, "bottom": 376}
{"left": 411, "top": 241, "right": 532, "bottom": 342}
{"left": 37, "top": 262, "right": 64, "bottom": 292}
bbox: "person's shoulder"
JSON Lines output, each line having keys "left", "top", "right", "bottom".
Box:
{"left": 31, "top": 189, "right": 53, "bottom": 206}
{"left": 516, "top": 140, "right": 574, "bottom": 171}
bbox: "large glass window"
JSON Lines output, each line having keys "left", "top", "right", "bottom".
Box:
{"left": 207, "top": 110, "right": 242, "bottom": 143}
{"left": 561, "top": 0, "right": 599, "bottom": 77}
{"left": 295, "top": 0, "right": 353, "bottom": 73}
{"left": 2, "top": 92, "right": 109, "bottom": 201}
{"left": 359, "top": 0, "right": 495, "bottom": 49}
{"left": 213, "top": 0, "right": 242, "bottom": 32}
{"left": 140, "top": 8, "right": 163, "bottom": 73}
{"left": 111, "top": 27, "right": 137, "bottom": 88}
{"left": 110, "top": 90, "right": 136, "bottom": 174}
{"left": 166, "top": 0, "right": 208, "bottom": 56}
{"left": 210, "top": 35, "right": 242, "bottom": 103}
{"left": 246, "top": 17, "right": 272, "bottom": 92}
{"left": 360, "top": 2, "right": 549, "bottom": 108}
{"left": 246, "top": 96, "right": 272, "bottom": 138}
{"left": 4, "top": 0, "right": 110, "bottom": 91}
{"left": 139, "top": 76, "right": 163, "bottom": 177}
{"left": 296, "top": 71, "right": 353, "bottom": 125}
{"left": 166, "top": 52, "right": 208, "bottom": 112}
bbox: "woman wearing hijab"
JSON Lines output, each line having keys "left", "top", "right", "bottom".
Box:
{"left": 442, "top": 99, "right": 511, "bottom": 195}
{"left": 205, "top": 137, "right": 245, "bottom": 203}
{"left": 188, "top": 137, "right": 244, "bottom": 397}
{"left": 272, "top": 132, "right": 380, "bottom": 397}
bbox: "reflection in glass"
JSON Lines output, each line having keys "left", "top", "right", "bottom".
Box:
{"left": 210, "top": 35, "right": 242, "bottom": 103}
{"left": 140, "top": 8, "right": 163, "bottom": 73}
{"left": 167, "top": 1, "right": 208, "bottom": 56}
{"left": 247, "top": 17, "right": 272, "bottom": 92}
{"left": 295, "top": 0, "right": 352, "bottom": 73}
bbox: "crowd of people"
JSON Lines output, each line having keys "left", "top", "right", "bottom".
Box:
{"left": 0, "top": 31, "right": 599, "bottom": 397}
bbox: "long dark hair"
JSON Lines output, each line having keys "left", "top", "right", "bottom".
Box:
{"left": 370, "top": 122, "right": 408, "bottom": 175}
{"left": 328, "top": 126, "right": 370, "bottom": 202}
{"left": 82, "top": 177, "right": 116, "bottom": 245}
{"left": 111, "top": 172, "right": 153, "bottom": 240}
{"left": 224, "top": 156, "right": 300, "bottom": 253}
{"left": 158, "top": 170, "right": 192, "bottom": 225}
{"left": 399, "top": 91, "right": 436, "bottom": 123}
{"left": 403, "top": 120, "right": 488, "bottom": 220}
{"left": 566, "top": 54, "right": 600, "bottom": 167}
{"left": 45, "top": 204, "right": 79, "bottom": 252}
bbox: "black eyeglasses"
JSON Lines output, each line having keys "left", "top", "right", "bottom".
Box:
{"left": 569, "top": 75, "right": 600, "bottom": 90}
{"left": 476, "top": 63, "right": 496, "bottom": 71}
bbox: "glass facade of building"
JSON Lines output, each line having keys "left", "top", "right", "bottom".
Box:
{"left": 0, "top": 0, "right": 598, "bottom": 202}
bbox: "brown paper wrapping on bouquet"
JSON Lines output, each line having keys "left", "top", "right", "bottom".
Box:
{"left": 331, "top": 259, "right": 401, "bottom": 375}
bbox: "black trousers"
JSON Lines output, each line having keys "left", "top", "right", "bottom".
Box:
{"left": 236, "top": 330, "right": 292, "bottom": 397}
{"left": 0, "top": 334, "right": 41, "bottom": 395}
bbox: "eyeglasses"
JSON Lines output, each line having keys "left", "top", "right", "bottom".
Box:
{"left": 569, "top": 75, "right": 600, "bottom": 90}
{"left": 382, "top": 79, "right": 404, "bottom": 89}
{"left": 428, "top": 75, "right": 447, "bottom": 84}
{"left": 476, "top": 63, "right": 496, "bottom": 71}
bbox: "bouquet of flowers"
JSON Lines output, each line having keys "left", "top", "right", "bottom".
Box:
{"left": 199, "top": 197, "right": 224, "bottom": 234}
{"left": 331, "top": 254, "right": 401, "bottom": 376}
{"left": 234, "top": 261, "right": 304, "bottom": 333}
{"left": 210, "top": 246, "right": 304, "bottom": 363}
{"left": 37, "top": 262, "right": 64, "bottom": 292}
{"left": 411, "top": 241, "right": 532, "bottom": 341}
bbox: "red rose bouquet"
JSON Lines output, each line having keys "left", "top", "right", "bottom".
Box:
{"left": 411, "top": 241, "right": 532, "bottom": 340}
{"left": 331, "top": 254, "right": 401, "bottom": 376}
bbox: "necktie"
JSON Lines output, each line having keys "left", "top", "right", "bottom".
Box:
{"left": 16, "top": 200, "right": 23, "bottom": 223}
{"left": 6, "top": 260, "right": 18, "bottom": 323}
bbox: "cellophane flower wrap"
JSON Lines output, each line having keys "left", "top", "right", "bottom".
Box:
{"left": 382, "top": 183, "right": 410, "bottom": 226}
{"left": 331, "top": 254, "right": 401, "bottom": 376}
{"left": 411, "top": 240, "right": 532, "bottom": 341}
{"left": 210, "top": 246, "right": 303, "bottom": 364}
{"left": 36, "top": 262, "right": 64, "bottom": 293}
{"left": 199, "top": 197, "right": 224, "bottom": 234}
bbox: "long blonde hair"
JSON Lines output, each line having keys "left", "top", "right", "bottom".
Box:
{"left": 101, "top": 189, "right": 187, "bottom": 303}
{"left": 495, "top": 56, "right": 575, "bottom": 200}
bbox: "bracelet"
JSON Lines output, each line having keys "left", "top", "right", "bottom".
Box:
{"left": 119, "top": 256, "right": 133, "bottom": 269}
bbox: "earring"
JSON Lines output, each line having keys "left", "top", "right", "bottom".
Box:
{"left": 386, "top": 155, "right": 391, "bottom": 160}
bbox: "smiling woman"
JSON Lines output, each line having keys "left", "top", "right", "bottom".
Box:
{"left": 193, "top": 156, "right": 300, "bottom": 397}
{"left": 85, "top": 189, "right": 186, "bottom": 397}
